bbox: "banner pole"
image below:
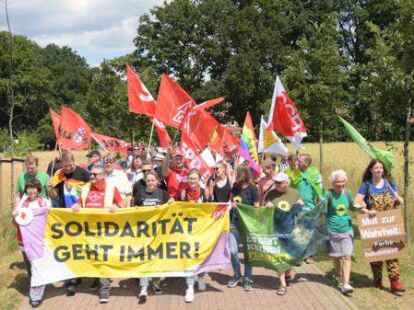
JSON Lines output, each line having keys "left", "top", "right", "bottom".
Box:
{"left": 49, "top": 142, "right": 60, "bottom": 177}
{"left": 147, "top": 118, "right": 155, "bottom": 157}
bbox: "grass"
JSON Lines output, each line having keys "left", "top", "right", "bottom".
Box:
{"left": 0, "top": 144, "right": 413, "bottom": 309}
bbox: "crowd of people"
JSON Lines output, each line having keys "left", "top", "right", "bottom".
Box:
{"left": 13, "top": 144, "right": 406, "bottom": 307}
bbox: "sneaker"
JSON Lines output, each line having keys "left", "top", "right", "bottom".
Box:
{"left": 243, "top": 278, "right": 253, "bottom": 291}
{"left": 184, "top": 288, "right": 194, "bottom": 303}
{"left": 65, "top": 285, "right": 76, "bottom": 297}
{"left": 29, "top": 300, "right": 42, "bottom": 308}
{"left": 390, "top": 279, "right": 405, "bottom": 295}
{"left": 198, "top": 279, "right": 207, "bottom": 291}
{"left": 138, "top": 294, "right": 147, "bottom": 304}
{"left": 152, "top": 282, "right": 162, "bottom": 295}
{"left": 99, "top": 292, "right": 109, "bottom": 304}
{"left": 227, "top": 276, "right": 241, "bottom": 288}
{"left": 340, "top": 283, "right": 354, "bottom": 295}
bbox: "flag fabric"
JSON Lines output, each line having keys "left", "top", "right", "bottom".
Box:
{"left": 339, "top": 116, "right": 394, "bottom": 170}
{"left": 156, "top": 74, "right": 196, "bottom": 129}
{"left": 49, "top": 108, "right": 61, "bottom": 140}
{"left": 182, "top": 109, "right": 221, "bottom": 150}
{"left": 18, "top": 203, "right": 230, "bottom": 286}
{"left": 180, "top": 132, "right": 212, "bottom": 183}
{"left": 239, "top": 112, "right": 261, "bottom": 176}
{"left": 58, "top": 107, "right": 92, "bottom": 150}
{"left": 92, "top": 133, "right": 131, "bottom": 155}
{"left": 237, "top": 203, "right": 324, "bottom": 272}
{"left": 258, "top": 116, "right": 288, "bottom": 156}
{"left": 193, "top": 97, "right": 224, "bottom": 112}
{"left": 268, "top": 76, "right": 307, "bottom": 149}
{"left": 153, "top": 119, "right": 172, "bottom": 147}
{"left": 127, "top": 65, "right": 156, "bottom": 117}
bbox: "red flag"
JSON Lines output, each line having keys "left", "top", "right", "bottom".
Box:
{"left": 182, "top": 109, "right": 220, "bottom": 150}
{"left": 49, "top": 108, "right": 61, "bottom": 140}
{"left": 193, "top": 97, "right": 224, "bottom": 112}
{"left": 180, "top": 132, "right": 212, "bottom": 184}
{"left": 92, "top": 133, "right": 131, "bottom": 155}
{"left": 127, "top": 65, "right": 156, "bottom": 117}
{"left": 153, "top": 119, "right": 172, "bottom": 147}
{"left": 156, "top": 74, "right": 195, "bottom": 129}
{"left": 59, "top": 107, "right": 92, "bottom": 150}
{"left": 268, "top": 76, "right": 307, "bottom": 147}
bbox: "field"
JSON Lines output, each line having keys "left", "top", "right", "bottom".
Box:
{"left": 0, "top": 143, "right": 413, "bottom": 310}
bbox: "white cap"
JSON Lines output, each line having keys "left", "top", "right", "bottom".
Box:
{"left": 154, "top": 153, "right": 166, "bottom": 161}
{"left": 273, "top": 172, "right": 289, "bottom": 183}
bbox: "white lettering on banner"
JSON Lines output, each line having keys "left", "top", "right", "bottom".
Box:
{"left": 360, "top": 227, "right": 402, "bottom": 239}
{"left": 362, "top": 217, "right": 378, "bottom": 226}
{"left": 172, "top": 101, "right": 193, "bottom": 125}
{"left": 365, "top": 248, "right": 398, "bottom": 258}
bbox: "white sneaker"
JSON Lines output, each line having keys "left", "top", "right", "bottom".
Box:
{"left": 340, "top": 283, "right": 354, "bottom": 294}
{"left": 185, "top": 288, "right": 194, "bottom": 303}
{"left": 198, "top": 279, "right": 207, "bottom": 291}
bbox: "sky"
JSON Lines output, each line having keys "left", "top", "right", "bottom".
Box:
{"left": 0, "top": 0, "right": 163, "bottom": 66}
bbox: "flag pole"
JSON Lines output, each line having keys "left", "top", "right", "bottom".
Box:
{"left": 49, "top": 142, "right": 60, "bottom": 177}
{"left": 147, "top": 118, "right": 155, "bottom": 157}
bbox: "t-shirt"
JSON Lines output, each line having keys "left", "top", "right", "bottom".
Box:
{"left": 166, "top": 167, "right": 188, "bottom": 199}
{"left": 84, "top": 180, "right": 123, "bottom": 208}
{"left": 17, "top": 172, "right": 49, "bottom": 198}
{"left": 326, "top": 190, "right": 353, "bottom": 233}
{"left": 358, "top": 180, "right": 397, "bottom": 211}
{"left": 134, "top": 188, "right": 169, "bottom": 206}
{"left": 265, "top": 187, "right": 302, "bottom": 235}
{"left": 231, "top": 183, "right": 259, "bottom": 225}
{"left": 213, "top": 179, "right": 232, "bottom": 202}
{"left": 53, "top": 166, "right": 90, "bottom": 208}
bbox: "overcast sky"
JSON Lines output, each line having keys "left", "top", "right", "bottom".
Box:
{"left": 0, "top": 0, "right": 163, "bottom": 66}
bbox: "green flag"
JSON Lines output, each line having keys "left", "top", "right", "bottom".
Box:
{"left": 338, "top": 116, "right": 394, "bottom": 170}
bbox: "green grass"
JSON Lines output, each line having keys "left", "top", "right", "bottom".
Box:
{"left": 0, "top": 208, "right": 27, "bottom": 310}
{"left": 316, "top": 239, "right": 414, "bottom": 310}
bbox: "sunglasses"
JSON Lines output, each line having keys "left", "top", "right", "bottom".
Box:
{"left": 91, "top": 172, "right": 103, "bottom": 177}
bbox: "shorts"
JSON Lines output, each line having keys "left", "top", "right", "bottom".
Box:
{"left": 328, "top": 231, "right": 353, "bottom": 258}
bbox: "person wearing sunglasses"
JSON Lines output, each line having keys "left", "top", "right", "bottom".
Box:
{"left": 131, "top": 160, "right": 160, "bottom": 206}
{"left": 72, "top": 165, "right": 123, "bottom": 304}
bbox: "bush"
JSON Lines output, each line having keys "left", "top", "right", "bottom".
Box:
{"left": 1, "top": 130, "right": 42, "bottom": 156}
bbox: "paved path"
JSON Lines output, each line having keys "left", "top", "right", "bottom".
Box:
{"left": 19, "top": 264, "right": 357, "bottom": 310}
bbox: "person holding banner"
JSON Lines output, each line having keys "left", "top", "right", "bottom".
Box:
{"left": 263, "top": 172, "right": 304, "bottom": 295}
{"left": 48, "top": 150, "right": 90, "bottom": 296}
{"left": 295, "top": 154, "right": 324, "bottom": 264}
{"left": 13, "top": 179, "right": 51, "bottom": 308}
{"left": 229, "top": 166, "right": 259, "bottom": 291}
{"left": 325, "top": 170, "right": 355, "bottom": 295}
{"left": 134, "top": 170, "right": 170, "bottom": 303}
{"left": 354, "top": 159, "right": 405, "bottom": 295}
{"left": 179, "top": 169, "right": 208, "bottom": 303}
{"left": 72, "top": 165, "right": 123, "bottom": 303}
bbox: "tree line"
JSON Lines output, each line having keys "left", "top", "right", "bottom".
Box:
{"left": 1, "top": 0, "right": 414, "bottom": 151}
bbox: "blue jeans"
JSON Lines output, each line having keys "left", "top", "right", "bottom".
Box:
{"left": 229, "top": 225, "right": 252, "bottom": 280}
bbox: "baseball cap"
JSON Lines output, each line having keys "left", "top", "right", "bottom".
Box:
{"left": 273, "top": 172, "right": 289, "bottom": 183}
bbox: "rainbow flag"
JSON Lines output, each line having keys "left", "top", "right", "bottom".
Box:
{"left": 239, "top": 112, "right": 261, "bottom": 176}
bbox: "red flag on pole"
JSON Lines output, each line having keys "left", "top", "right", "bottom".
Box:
{"left": 127, "top": 65, "right": 156, "bottom": 117}
{"left": 153, "top": 118, "right": 172, "bottom": 147}
{"left": 49, "top": 108, "right": 61, "bottom": 140}
{"left": 192, "top": 97, "right": 224, "bottom": 112}
{"left": 268, "top": 76, "right": 307, "bottom": 148}
{"left": 156, "top": 74, "right": 195, "bottom": 129}
{"left": 182, "top": 109, "right": 220, "bottom": 150}
{"left": 59, "top": 107, "right": 92, "bottom": 150}
{"left": 92, "top": 133, "right": 131, "bottom": 155}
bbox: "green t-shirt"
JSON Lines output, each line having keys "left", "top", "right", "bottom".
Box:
{"left": 16, "top": 172, "right": 49, "bottom": 198}
{"left": 326, "top": 190, "right": 353, "bottom": 233}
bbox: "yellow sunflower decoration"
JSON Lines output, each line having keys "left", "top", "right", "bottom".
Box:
{"left": 336, "top": 204, "right": 348, "bottom": 216}
{"left": 277, "top": 200, "right": 291, "bottom": 212}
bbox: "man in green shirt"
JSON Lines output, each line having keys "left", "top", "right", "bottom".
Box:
{"left": 16, "top": 155, "right": 49, "bottom": 198}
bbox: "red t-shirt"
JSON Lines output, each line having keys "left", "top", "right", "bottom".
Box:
{"left": 84, "top": 180, "right": 123, "bottom": 208}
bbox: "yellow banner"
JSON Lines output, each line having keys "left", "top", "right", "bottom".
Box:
{"left": 29, "top": 202, "right": 230, "bottom": 286}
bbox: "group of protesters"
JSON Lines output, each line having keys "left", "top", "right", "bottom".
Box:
{"left": 13, "top": 143, "right": 406, "bottom": 308}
